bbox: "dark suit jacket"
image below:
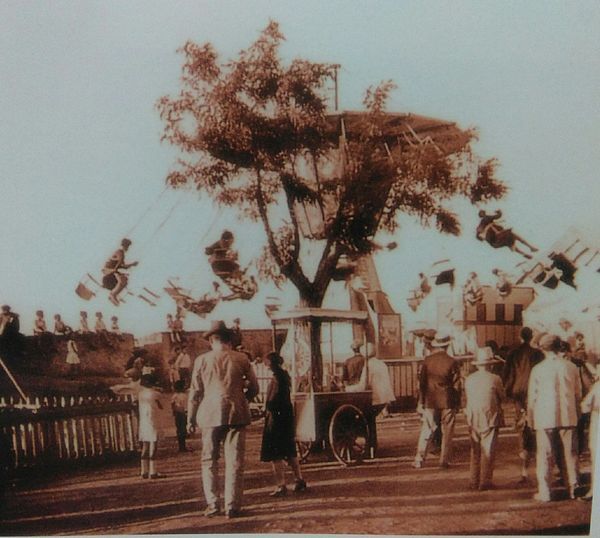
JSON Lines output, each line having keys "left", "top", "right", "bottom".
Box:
{"left": 502, "top": 343, "right": 543, "bottom": 408}
{"left": 418, "top": 350, "right": 461, "bottom": 409}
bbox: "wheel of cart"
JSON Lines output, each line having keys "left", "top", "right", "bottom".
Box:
{"left": 271, "top": 308, "right": 377, "bottom": 467}
{"left": 328, "top": 403, "right": 370, "bottom": 465}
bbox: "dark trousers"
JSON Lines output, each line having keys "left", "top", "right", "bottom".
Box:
{"left": 174, "top": 412, "right": 187, "bottom": 451}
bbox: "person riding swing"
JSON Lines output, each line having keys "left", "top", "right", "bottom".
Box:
{"left": 492, "top": 268, "right": 512, "bottom": 297}
{"left": 102, "top": 238, "right": 139, "bottom": 305}
{"left": 476, "top": 210, "right": 538, "bottom": 259}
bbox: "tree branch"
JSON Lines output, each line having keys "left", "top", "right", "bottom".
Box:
{"left": 256, "top": 169, "right": 311, "bottom": 292}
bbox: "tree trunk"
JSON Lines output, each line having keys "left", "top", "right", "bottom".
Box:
{"left": 298, "top": 292, "right": 326, "bottom": 392}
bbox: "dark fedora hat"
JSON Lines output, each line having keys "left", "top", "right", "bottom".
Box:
{"left": 204, "top": 320, "right": 233, "bottom": 340}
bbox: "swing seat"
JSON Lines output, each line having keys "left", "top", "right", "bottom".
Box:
{"left": 542, "top": 275, "right": 560, "bottom": 289}
{"left": 497, "top": 283, "right": 512, "bottom": 297}
{"left": 407, "top": 297, "right": 420, "bottom": 312}
{"left": 75, "top": 282, "right": 95, "bottom": 300}
{"left": 550, "top": 253, "right": 577, "bottom": 288}
{"left": 188, "top": 299, "right": 218, "bottom": 316}
{"left": 486, "top": 227, "right": 516, "bottom": 249}
{"left": 102, "top": 273, "right": 118, "bottom": 291}
{"left": 210, "top": 257, "right": 240, "bottom": 277}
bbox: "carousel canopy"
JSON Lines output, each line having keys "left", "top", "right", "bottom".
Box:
{"left": 324, "top": 110, "right": 471, "bottom": 153}
{"left": 270, "top": 307, "right": 369, "bottom": 324}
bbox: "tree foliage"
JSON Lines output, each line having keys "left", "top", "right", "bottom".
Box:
{"left": 157, "top": 20, "right": 506, "bottom": 306}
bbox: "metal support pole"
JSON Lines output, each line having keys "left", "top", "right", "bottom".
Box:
{"left": 0, "top": 355, "right": 28, "bottom": 400}
{"left": 332, "top": 64, "right": 340, "bottom": 112}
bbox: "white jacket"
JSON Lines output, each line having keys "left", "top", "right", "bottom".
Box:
{"left": 464, "top": 369, "right": 505, "bottom": 433}
{"left": 346, "top": 357, "right": 395, "bottom": 406}
{"left": 527, "top": 353, "right": 581, "bottom": 430}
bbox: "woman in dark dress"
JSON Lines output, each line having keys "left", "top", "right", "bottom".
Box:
{"left": 261, "top": 352, "right": 307, "bottom": 496}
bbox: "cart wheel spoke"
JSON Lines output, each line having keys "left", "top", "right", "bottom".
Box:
{"left": 328, "top": 404, "right": 369, "bottom": 466}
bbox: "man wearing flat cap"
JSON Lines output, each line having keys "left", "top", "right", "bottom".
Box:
{"left": 187, "top": 320, "right": 259, "bottom": 518}
{"left": 527, "top": 333, "right": 582, "bottom": 501}
{"left": 413, "top": 330, "right": 461, "bottom": 469}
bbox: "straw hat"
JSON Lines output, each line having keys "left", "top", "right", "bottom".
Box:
{"left": 538, "top": 333, "right": 560, "bottom": 352}
{"left": 431, "top": 331, "right": 452, "bottom": 348}
{"left": 472, "top": 346, "right": 502, "bottom": 366}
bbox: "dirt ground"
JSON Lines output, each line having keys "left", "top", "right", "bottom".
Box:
{"left": 1, "top": 405, "right": 594, "bottom": 536}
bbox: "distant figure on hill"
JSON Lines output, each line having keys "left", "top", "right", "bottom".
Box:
{"left": 78, "top": 311, "right": 90, "bottom": 334}
{"left": 95, "top": 312, "right": 107, "bottom": 333}
{"left": 102, "top": 238, "right": 139, "bottom": 306}
{"left": 0, "top": 305, "right": 20, "bottom": 336}
{"left": 33, "top": 310, "right": 48, "bottom": 335}
{"left": 111, "top": 316, "right": 121, "bottom": 335}
{"left": 32, "top": 309, "right": 54, "bottom": 357}
{"left": 0, "top": 305, "right": 23, "bottom": 360}
{"left": 53, "top": 314, "right": 73, "bottom": 336}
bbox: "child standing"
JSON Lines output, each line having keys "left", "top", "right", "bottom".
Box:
{"left": 464, "top": 347, "right": 505, "bottom": 490}
{"left": 138, "top": 373, "right": 164, "bottom": 479}
{"left": 65, "top": 338, "right": 80, "bottom": 375}
{"left": 171, "top": 380, "right": 190, "bottom": 452}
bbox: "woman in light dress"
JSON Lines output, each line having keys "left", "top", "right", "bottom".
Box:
{"left": 65, "top": 338, "right": 80, "bottom": 374}
{"left": 138, "top": 373, "right": 164, "bottom": 479}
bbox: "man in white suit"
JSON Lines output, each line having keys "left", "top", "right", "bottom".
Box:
{"left": 527, "top": 333, "right": 582, "bottom": 501}
{"left": 464, "top": 347, "right": 505, "bottom": 491}
{"left": 187, "top": 320, "right": 259, "bottom": 518}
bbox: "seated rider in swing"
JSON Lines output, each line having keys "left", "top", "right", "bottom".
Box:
{"left": 492, "top": 268, "right": 512, "bottom": 297}
{"left": 417, "top": 273, "right": 431, "bottom": 299}
{"left": 463, "top": 271, "right": 483, "bottom": 305}
{"left": 205, "top": 230, "right": 238, "bottom": 260}
{"left": 476, "top": 210, "right": 538, "bottom": 259}
{"left": 102, "top": 238, "right": 139, "bottom": 305}
{"left": 199, "top": 281, "right": 222, "bottom": 304}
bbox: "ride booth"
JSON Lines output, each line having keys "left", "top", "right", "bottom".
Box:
{"left": 455, "top": 285, "right": 535, "bottom": 349}
{"left": 271, "top": 308, "right": 378, "bottom": 466}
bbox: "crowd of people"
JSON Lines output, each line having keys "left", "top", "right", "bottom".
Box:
{"left": 4, "top": 296, "right": 598, "bottom": 519}
{"left": 127, "top": 315, "right": 598, "bottom": 519}
{"left": 412, "top": 325, "right": 598, "bottom": 504}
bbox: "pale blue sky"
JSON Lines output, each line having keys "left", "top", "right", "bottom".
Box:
{"left": 1, "top": 1, "right": 599, "bottom": 337}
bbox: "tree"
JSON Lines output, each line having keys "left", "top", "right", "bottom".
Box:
{"left": 157, "top": 21, "right": 506, "bottom": 387}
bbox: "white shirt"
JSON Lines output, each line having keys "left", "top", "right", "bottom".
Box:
{"left": 175, "top": 352, "right": 192, "bottom": 369}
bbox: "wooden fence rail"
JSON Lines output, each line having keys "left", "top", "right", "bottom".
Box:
{"left": 0, "top": 395, "right": 138, "bottom": 470}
